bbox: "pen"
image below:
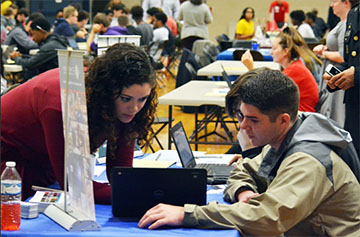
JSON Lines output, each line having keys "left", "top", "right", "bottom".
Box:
{"left": 155, "top": 152, "right": 162, "bottom": 161}
{"left": 32, "top": 185, "right": 63, "bottom": 192}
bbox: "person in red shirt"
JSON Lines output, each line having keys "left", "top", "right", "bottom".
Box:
{"left": 241, "top": 30, "right": 319, "bottom": 112}
{"left": 1, "top": 43, "right": 158, "bottom": 204}
{"left": 269, "top": 0, "right": 290, "bottom": 28}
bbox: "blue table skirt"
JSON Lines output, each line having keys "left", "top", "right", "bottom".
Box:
{"left": 217, "top": 48, "right": 273, "bottom": 61}
{"left": 2, "top": 192, "right": 240, "bottom": 237}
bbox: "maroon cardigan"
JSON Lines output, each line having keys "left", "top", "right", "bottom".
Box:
{"left": 1, "top": 68, "right": 134, "bottom": 204}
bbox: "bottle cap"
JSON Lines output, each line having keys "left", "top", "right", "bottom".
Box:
{"left": 6, "top": 161, "right": 16, "bottom": 167}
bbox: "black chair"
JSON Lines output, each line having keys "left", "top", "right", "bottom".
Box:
{"left": 202, "top": 44, "right": 219, "bottom": 65}
{"left": 232, "top": 40, "right": 257, "bottom": 49}
{"left": 233, "top": 49, "right": 264, "bottom": 61}
{"left": 143, "top": 117, "right": 174, "bottom": 153}
{"left": 219, "top": 40, "right": 233, "bottom": 52}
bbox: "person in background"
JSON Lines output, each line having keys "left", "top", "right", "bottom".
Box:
{"left": 281, "top": 26, "right": 322, "bottom": 85}
{"left": 86, "top": 13, "right": 127, "bottom": 54}
{"left": 327, "top": 6, "right": 340, "bottom": 31}
{"left": 131, "top": 5, "right": 153, "bottom": 46}
{"left": 305, "top": 12, "right": 327, "bottom": 39}
{"left": 110, "top": 3, "right": 126, "bottom": 27}
{"left": 235, "top": 7, "right": 255, "bottom": 40}
{"left": 142, "top": 0, "right": 180, "bottom": 20}
{"left": 1, "top": 43, "right": 158, "bottom": 204}
{"left": 104, "top": 0, "right": 125, "bottom": 12}
{"left": 71, "top": 10, "right": 89, "bottom": 42}
{"left": 1, "top": 6, "right": 16, "bottom": 33}
{"left": 14, "top": 7, "right": 28, "bottom": 26}
{"left": 9, "top": 17, "right": 68, "bottom": 80}
{"left": 4, "top": 13, "right": 43, "bottom": 55}
{"left": 1, "top": 0, "right": 14, "bottom": 15}
{"left": 290, "top": 10, "right": 316, "bottom": 38}
{"left": 242, "top": 28, "right": 319, "bottom": 112}
{"left": 138, "top": 68, "right": 360, "bottom": 236}
{"left": 54, "top": 5, "right": 78, "bottom": 38}
{"left": 118, "top": 14, "right": 140, "bottom": 36}
{"left": 149, "top": 12, "right": 169, "bottom": 59}
{"left": 311, "top": 8, "right": 328, "bottom": 37}
{"left": 313, "top": 0, "right": 352, "bottom": 127}
{"left": 52, "top": 9, "right": 63, "bottom": 30}
{"left": 178, "top": 0, "right": 213, "bottom": 50}
{"left": 324, "top": 0, "right": 360, "bottom": 156}
{"left": 269, "top": 0, "right": 289, "bottom": 28}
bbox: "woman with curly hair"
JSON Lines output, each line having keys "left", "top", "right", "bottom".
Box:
{"left": 1, "top": 43, "right": 157, "bottom": 204}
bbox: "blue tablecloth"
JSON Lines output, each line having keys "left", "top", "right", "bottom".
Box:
{"left": 2, "top": 192, "right": 239, "bottom": 237}
{"left": 217, "top": 48, "right": 273, "bottom": 61}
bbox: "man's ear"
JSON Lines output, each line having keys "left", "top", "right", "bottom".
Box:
{"left": 278, "top": 113, "right": 291, "bottom": 127}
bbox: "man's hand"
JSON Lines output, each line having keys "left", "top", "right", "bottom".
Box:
{"left": 237, "top": 190, "right": 259, "bottom": 203}
{"left": 91, "top": 24, "right": 101, "bottom": 34}
{"left": 241, "top": 49, "right": 254, "bottom": 70}
{"left": 9, "top": 51, "right": 22, "bottom": 60}
{"left": 138, "top": 203, "right": 184, "bottom": 230}
{"left": 237, "top": 129, "right": 255, "bottom": 151}
{"left": 228, "top": 154, "right": 242, "bottom": 166}
{"left": 329, "top": 66, "right": 355, "bottom": 91}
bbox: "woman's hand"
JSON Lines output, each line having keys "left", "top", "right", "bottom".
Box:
{"left": 313, "top": 44, "right": 327, "bottom": 56}
{"left": 237, "top": 190, "right": 259, "bottom": 203}
{"left": 241, "top": 49, "right": 254, "bottom": 70}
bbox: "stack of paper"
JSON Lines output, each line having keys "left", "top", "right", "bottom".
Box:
{"left": 20, "top": 202, "right": 39, "bottom": 219}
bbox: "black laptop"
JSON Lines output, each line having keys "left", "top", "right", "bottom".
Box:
{"left": 170, "top": 121, "right": 234, "bottom": 184}
{"left": 111, "top": 167, "right": 207, "bottom": 218}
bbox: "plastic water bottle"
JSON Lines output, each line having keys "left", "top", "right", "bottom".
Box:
{"left": 1, "top": 161, "right": 21, "bottom": 231}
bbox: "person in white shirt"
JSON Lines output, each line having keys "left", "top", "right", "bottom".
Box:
{"left": 110, "top": 4, "right": 125, "bottom": 27}
{"left": 142, "top": 0, "right": 180, "bottom": 20}
{"left": 290, "top": 10, "right": 316, "bottom": 38}
{"left": 149, "top": 12, "right": 169, "bottom": 59}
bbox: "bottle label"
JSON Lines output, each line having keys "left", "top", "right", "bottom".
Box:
{"left": 1, "top": 180, "right": 21, "bottom": 195}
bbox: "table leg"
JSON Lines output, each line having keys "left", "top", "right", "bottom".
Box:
{"left": 168, "top": 105, "right": 172, "bottom": 149}
{"left": 195, "top": 107, "right": 198, "bottom": 151}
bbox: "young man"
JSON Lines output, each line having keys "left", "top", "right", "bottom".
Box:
{"left": 138, "top": 68, "right": 360, "bottom": 236}
{"left": 130, "top": 5, "right": 153, "bottom": 46}
{"left": 10, "top": 17, "right": 68, "bottom": 80}
{"left": 53, "top": 5, "right": 78, "bottom": 37}
{"left": 4, "top": 12, "right": 42, "bottom": 54}
{"left": 149, "top": 12, "right": 168, "bottom": 59}
{"left": 86, "top": 13, "right": 127, "bottom": 54}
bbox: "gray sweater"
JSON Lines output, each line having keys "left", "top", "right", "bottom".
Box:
{"left": 178, "top": 2, "right": 213, "bottom": 40}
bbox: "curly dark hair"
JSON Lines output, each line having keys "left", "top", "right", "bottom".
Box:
{"left": 85, "top": 43, "right": 157, "bottom": 159}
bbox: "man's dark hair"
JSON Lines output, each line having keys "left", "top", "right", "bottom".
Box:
{"left": 111, "top": 3, "right": 125, "bottom": 12}
{"left": 348, "top": 0, "right": 360, "bottom": 7}
{"left": 226, "top": 68, "right": 299, "bottom": 122}
{"left": 30, "top": 16, "right": 51, "bottom": 32}
{"left": 131, "top": 5, "right": 144, "bottom": 21}
{"left": 78, "top": 10, "right": 89, "bottom": 22}
{"left": 306, "top": 12, "right": 316, "bottom": 22}
{"left": 25, "top": 12, "right": 44, "bottom": 24}
{"left": 147, "top": 7, "right": 160, "bottom": 17}
{"left": 17, "top": 8, "right": 29, "bottom": 17}
{"left": 290, "top": 10, "right": 306, "bottom": 24}
{"left": 155, "top": 12, "right": 167, "bottom": 25}
{"left": 190, "top": 0, "right": 203, "bottom": 5}
{"left": 70, "top": 3, "right": 81, "bottom": 12}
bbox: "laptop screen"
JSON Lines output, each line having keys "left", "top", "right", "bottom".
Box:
{"left": 170, "top": 121, "right": 197, "bottom": 168}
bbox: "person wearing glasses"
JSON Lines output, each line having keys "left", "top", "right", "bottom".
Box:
{"left": 138, "top": 68, "right": 360, "bottom": 236}
{"left": 54, "top": 5, "right": 78, "bottom": 38}
{"left": 9, "top": 16, "right": 69, "bottom": 80}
